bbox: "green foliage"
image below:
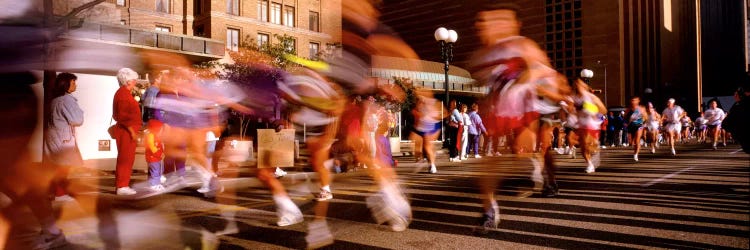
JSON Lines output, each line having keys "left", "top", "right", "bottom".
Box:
{"left": 388, "top": 77, "right": 418, "bottom": 113}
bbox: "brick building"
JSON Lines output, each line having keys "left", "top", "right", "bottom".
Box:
{"left": 55, "top": 0, "right": 342, "bottom": 60}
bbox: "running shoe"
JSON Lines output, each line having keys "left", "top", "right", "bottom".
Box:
{"left": 671, "top": 148, "right": 676, "bottom": 156}
{"left": 429, "top": 165, "right": 437, "bottom": 174}
{"left": 540, "top": 183, "right": 559, "bottom": 198}
{"left": 277, "top": 209, "right": 304, "bottom": 227}
{"left": 585, "top": 164, "right": 596, "bottom": 174}
{"left": 633, "top": 154, "right": 639, "bottom": 162}
{"left": 474, "top": 155, "right": 482, "bottom": 159}
{"left": 305, "top": 220, "right": 334, "bottom": 249}
{"left": 314, "top": 189, "right": 333, "bottom": 201}
{"left": 474, "top": 206, "right": 500, "bottom": 234}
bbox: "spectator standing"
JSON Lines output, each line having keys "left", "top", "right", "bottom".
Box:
{"left": 459, "top": 104, "right": 472, "bottom": 160}
{"left": 112, "top": 68, "right": 142, "bottom": 196}
{"left": 144, "top": 120, "right": 166, "bottom": 192}
{"left": 43, "top": 73, "right": 83, "bottom": 202}
{"left": 468, "top": 103, "right": 488, "bottom": 158}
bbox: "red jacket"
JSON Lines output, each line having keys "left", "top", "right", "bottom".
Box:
{"left": 113, "top": 86, "right": 142, "bottom": 131}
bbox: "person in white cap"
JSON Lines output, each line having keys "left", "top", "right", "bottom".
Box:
{"left": 661, "top": 98, "right": 685, "bottom": 155}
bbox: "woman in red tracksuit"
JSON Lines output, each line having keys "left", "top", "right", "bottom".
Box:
{"left": 112, "top": 68, "right": 142, "bottom": 196}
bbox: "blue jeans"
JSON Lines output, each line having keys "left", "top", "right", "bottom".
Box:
{"left": 148, "top": 161, "right": 164, "bottom": 186}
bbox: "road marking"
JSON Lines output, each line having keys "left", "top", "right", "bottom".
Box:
{"left": 640, "top": 166, "right": 695, "bottom": 187}
{"left": 729, "top": 149, "right": 743, "bottom": 154}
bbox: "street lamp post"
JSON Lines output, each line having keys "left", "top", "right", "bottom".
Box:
{"left": 580, "top": 68, "right": 594, "bottom": 85}
{"left": 434, "top": 27, "right": 458, "bottom": 106}
{"left": 597, "top": 60, "right": 608, "bottom": 106}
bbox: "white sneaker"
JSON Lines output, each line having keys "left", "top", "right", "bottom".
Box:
{"left": 633, "top": 154, "right": 639, "bottom": 162}
{"left": 160, "top": 175, "right": 167, "bottom": 184}
{"left": 54, "top": 195, "right": 75, "bottom": 203}
{"left": 116, "top": 187, "right": 137, "bottom": 196}
{"left": 305, "top": 221, "right": 334, "bottom": 249}
{"left": 671, "top": 148, "right": 676, "bottom": 156}
{"left": 651, "top": 148, "right": 656, "bottom": 154}
{"left": 462, "top": 155, "right": 469, "bottom": 160}
{"left": 277, "top": 209, "right": 304, "bottom": 227}
{"left": 474, "top": 155, "right": 482, "bottom": 159}
{"left": 585, "top": 164, "right": 596, "bottom": 174}
{"left": 494, "top": 152, "right": 503, "bottom": 157}
{"left": 274, "top": 167, "right": 288, "bottom": 178}
{"left": 149, "top": 184, "right": 166, "bottom": 192}
{"left": 429, "top": 165, "right": 437, "bottom": 174}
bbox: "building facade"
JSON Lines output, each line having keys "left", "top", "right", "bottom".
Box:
{"left": 56, "top": 0, "right": 342, "bottom": 60}
{"left": 380, "top": 0, "right": 748, "bottom": 111}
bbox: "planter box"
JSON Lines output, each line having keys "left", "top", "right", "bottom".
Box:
{"left": 224, "top": 140, "right": 253, "bottom": 163}
{"left": 389, "top": 137, "right": 401, "bottom": 154}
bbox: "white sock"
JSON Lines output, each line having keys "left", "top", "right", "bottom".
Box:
{"left": 273, "top": 195, "right": 298, "bottom": 213}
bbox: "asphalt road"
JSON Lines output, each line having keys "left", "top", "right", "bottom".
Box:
{"left": 16, "top": 143, "right": 750, "bottom": 250}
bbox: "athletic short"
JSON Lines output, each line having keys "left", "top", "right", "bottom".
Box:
{"left": 490, "top": 112, "right": 541, "bottom": 136}
{"left": 414, "top": 122, "right": 441, "bottom": 137}
{"left": 627, "top": 124, "right": 643, "bottom": 135}
{"left": 540, "top": 114, "right": 562, "bottom": 126}
{"left": 707, "top": 124, "right": 720, "bottom": 130}
{"left": 697, "top": 125, "right": 707, "bottom": 131}
{"left": 665, "top": 122, "right": 682, "bottom": 134}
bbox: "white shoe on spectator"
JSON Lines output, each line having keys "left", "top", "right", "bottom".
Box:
{"left": 150, "top": 184, "right": 166, "bottom": 192}
{"left": 160, "top": 176, "right": 167, "bottom": 184}
{"left": 474, "top": 155, "right": 482, "bottom": 159}
{"left": 54, "top": 195, "right": 75, "bottom": 203}
{"left": 116, "top": 187, "right": 137, "bottom": 196}
{"left": 274, "top": 167, "right": 288, "bottom": 178}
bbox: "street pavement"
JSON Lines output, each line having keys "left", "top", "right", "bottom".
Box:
{"left": 13, "top": 143, "right": 750, "bottom": 249}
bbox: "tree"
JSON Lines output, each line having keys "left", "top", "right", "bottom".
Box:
{"left": 199, "top": 34, "right": 302, "bottom": 140}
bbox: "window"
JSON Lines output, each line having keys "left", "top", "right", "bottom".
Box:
{"left": 227, "top": 28, "right": 240, "bottom": 51}
{"left": 257, "top": 33, "right": 269, "bottom": 48}
{"left": 309, "top": 42, "right": 319, "bottom": 59}
{"left": 227, "top": 0, "right": 239, "bottom": 15}
{"left": 117, "top": 0, "right": 125, "bottom": 6}
{"left": 194, "top": 25, "right": 205, "bottom": 37}
{"left": 270, "top": 3, "right": 282, "bottom": 24}
{"left": 309, "top": 11, "right": 320, "bottom": 32}
{"left": 283, "top": 6, "right": 295, "bottom": 27}
{"left": 283, "top": 38, "right": 296, "bottom": 53}
{"left": 194, "top": 0, "right": 204, "bottom": 15}
{"left": 156, "top": 0, "right": 170, "bottom": 13}
{"left": 258, "top": 0, "right": 268, "bottom": 21}
{"left": 155, "top": 25, "right": 171, "bottom": 32}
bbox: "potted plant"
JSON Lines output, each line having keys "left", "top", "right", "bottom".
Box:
{"left": 379, "top": 77, "right": 418, "bottom": 156}
{"left": 200, "top": 34, "right": 300, "bottom": 163}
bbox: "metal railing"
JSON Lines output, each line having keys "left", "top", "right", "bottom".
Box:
{"left": 68, "top": 21, "right": 224, "bottom": 58}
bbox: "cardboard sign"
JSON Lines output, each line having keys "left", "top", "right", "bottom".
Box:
{"left": 257, "top": 129, "right": 295, "bottom": 168}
